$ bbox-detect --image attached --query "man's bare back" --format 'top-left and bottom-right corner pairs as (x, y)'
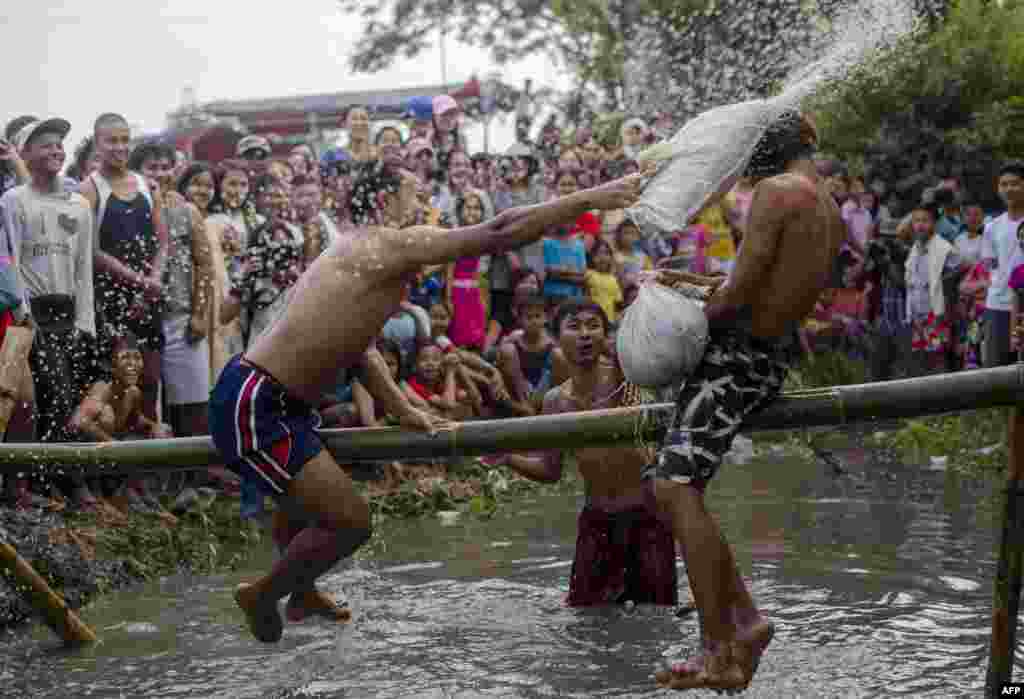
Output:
(711, 170), (844, 338)
(246, 229), (411, 403)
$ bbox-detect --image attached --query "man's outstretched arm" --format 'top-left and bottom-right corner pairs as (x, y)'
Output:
(388, 175), (644, 271)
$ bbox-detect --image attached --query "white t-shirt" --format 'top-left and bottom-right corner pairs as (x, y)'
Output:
(954, 231), (984, 265)
(982, 213), (1024, 312)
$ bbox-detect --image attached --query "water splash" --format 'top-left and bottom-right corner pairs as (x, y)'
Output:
(627, 0), (925, 235)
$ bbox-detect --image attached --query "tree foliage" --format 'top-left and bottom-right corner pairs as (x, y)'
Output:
(809, 0), (1024, 158)
(338, 0), (699, 102)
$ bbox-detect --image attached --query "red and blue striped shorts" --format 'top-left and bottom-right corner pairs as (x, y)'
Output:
(208, 355), (324, 498)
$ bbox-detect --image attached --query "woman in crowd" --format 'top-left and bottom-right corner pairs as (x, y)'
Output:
(221, 175), (303, 347)
(288, 144), (316, 179)
(435, 149), (475, 218)
(205, 161), (262, 378)
(374, 124), (406, 174)
(344, 107), (375, 164)
(585, 238), (624, 324)
(445, 189), (495, 352)
(431, 95), (467, 173)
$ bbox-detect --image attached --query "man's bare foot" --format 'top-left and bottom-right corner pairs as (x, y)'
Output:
(234, 583), (283, 643)
(285, 589), (352, 623)
(655, 622), (774, 693)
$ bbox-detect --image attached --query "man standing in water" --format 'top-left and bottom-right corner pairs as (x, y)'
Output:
(208, 167), (642, 642)
(491, 297), (679, 607)
(651, 110), (845, 692)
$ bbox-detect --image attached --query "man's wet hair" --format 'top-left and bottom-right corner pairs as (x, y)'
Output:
(553, 297), (609, 337)
(349, 168), (402, 226)
(94, 112), (129, 134)
(999, 160), (1024, 181)
(112, 332), (141, 355)
(744, 109), (818, 180)
(127, 141), (175, 172)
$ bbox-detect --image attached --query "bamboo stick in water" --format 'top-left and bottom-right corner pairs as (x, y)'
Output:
(0, 541), (98, 645)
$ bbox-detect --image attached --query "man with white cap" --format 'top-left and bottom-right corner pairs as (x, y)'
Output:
(236, 135), (272, 162)
(0, 117), (99, 506)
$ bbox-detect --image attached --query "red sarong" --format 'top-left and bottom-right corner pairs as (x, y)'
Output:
(566, 501), (678, 607)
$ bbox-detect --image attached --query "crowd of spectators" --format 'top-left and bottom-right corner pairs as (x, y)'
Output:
(0, 97), (1021, 518)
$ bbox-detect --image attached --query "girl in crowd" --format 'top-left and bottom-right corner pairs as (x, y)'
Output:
(427, 301), (512, 417)
(374, 124), (405, 174)
(402, 343), (472, 421)
(435, 150), (474, 218)
(541, 179), (588, 306)
(585, 238), (624, 324)
(431, 95), (467, 172)
(405, 139), (435, 189)
(344, 107), (375, 164)
(612, 219), (652, 287)
(66, 135), (101, 183)
(178, 162), (215, 216)
(205, 161), (262, 377)
(324, 338), (404, 429)
(554, 168), (601, 248)
(445, 189), (495, 351)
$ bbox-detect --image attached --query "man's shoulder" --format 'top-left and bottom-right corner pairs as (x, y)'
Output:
(755, 173), (819, 207)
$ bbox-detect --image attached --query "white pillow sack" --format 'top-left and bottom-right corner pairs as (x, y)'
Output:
(617, 282), (709, 389)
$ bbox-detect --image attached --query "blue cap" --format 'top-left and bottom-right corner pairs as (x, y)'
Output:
(403, 95), (434, 122)
(320, 147), (352, 166)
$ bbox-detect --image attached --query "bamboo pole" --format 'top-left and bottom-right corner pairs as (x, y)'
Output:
(986, 404), (1024, 696)
(0, 541), (97, 645)
(0, 365), (1020, 475)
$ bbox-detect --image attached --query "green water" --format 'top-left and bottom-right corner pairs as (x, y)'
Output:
(0, 443), (1007, 698)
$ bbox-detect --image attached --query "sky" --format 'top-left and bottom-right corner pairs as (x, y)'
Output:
(3, 0), (571, 159)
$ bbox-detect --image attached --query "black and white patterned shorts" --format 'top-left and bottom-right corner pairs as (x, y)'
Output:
(643, 330), (791, 488)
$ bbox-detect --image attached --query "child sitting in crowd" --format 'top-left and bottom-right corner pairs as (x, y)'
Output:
(428, 301), (513, 416)
(497, 294), (568, 416)
(402, 342), (473, 421)
(69, 334), (173, 513)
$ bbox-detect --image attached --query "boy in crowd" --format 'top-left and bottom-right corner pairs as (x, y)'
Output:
(496, 294), (566, 416)
(982, 161), (1024, 368)
(0, 117), (97, 506)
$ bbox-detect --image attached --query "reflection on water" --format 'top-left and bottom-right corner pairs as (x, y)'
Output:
(0, 446), (1011, 698)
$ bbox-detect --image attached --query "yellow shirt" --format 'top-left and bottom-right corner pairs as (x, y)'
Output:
(586, 269), (624, 322)
(697, 203), (736, 263)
